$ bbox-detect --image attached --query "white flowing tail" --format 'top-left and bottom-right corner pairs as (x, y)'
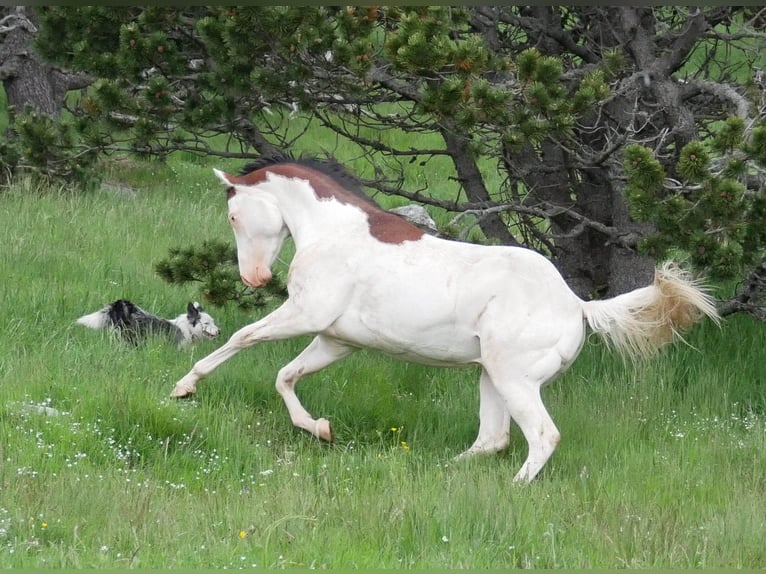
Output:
(581, 262), (720, 360)
(76, 308), (110, 330)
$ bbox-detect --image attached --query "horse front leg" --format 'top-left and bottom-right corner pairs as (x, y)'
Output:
(170, 301), (319, 398)
(275, 335), (355, 441)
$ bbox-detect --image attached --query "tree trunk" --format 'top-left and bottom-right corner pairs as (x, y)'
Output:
(600, 167), (656, 297)
(0, 7), (89, 117)
(494, 6), (658, 299)
(442, 128), (519, 246)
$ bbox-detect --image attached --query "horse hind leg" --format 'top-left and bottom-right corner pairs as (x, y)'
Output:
(275, 335), (354, 442)
(483, 357), (562, 483)
(455, 368), (511, 459)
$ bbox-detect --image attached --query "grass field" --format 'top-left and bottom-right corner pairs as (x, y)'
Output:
(0, 157), (764, 568)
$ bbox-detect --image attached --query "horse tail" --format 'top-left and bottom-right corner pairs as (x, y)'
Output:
(581, 262), (720, 361)
(75, 307), (111, 330)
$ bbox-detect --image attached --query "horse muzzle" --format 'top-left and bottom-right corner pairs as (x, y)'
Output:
(241, 267), (272, 288)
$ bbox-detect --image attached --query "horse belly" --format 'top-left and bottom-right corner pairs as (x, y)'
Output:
(325, 314), (481, 367)
(321, 238), (573, 366)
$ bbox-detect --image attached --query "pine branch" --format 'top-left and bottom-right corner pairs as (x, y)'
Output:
(719, 259), (766, 320)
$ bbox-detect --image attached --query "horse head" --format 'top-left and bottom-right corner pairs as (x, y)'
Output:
(214, 169), (289, 288)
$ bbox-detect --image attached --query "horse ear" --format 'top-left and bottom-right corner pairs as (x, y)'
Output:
(213, 168), (233, 186)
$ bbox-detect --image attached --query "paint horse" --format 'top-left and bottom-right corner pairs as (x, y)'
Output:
(171, 156), (719, 483)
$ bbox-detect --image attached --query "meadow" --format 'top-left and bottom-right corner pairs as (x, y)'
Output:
(0, 154), (764, 569)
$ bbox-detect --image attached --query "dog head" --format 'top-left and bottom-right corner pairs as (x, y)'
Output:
(185, 301), (220, 341)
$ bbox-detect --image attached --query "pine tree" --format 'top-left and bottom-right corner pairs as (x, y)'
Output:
(625, 119), (766, 280)
(6, 6), (766, 314)
(154, 240), (287, 309)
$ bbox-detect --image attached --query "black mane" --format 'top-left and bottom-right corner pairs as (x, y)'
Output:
(239, 153), (379, 207)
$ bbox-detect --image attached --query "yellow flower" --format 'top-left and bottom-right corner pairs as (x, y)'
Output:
(41, 522), (48, 529)
(390, 427), (398, 432)
(400, 441), (410, 451)
(239, 530), (248, 539)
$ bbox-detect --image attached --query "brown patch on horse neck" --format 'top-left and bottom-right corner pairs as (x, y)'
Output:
(231, 163), (425, 244)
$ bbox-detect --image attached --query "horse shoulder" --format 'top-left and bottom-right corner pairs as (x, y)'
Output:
(286, 247), (356, 311)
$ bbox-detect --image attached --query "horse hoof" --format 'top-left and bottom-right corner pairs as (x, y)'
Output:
(170, 385), (195, 398)
(316, 418), (333, 442)
(453, 450), (478, 462)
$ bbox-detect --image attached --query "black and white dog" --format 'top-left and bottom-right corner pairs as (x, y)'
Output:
(76, 299), (220, 347)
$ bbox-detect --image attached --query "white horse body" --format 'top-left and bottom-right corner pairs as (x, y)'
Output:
(233, 173), (583, 366)
(319, 238), (583, 368)
(171, 159), (718, 483)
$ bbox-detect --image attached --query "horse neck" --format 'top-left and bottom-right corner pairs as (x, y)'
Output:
(267, 181), (369, 249)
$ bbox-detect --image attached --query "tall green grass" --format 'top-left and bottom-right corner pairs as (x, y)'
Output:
(0, 158), (764, 568)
